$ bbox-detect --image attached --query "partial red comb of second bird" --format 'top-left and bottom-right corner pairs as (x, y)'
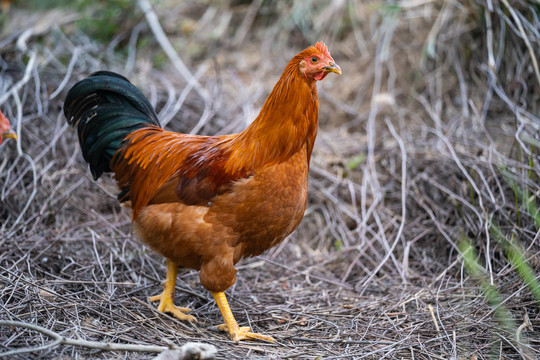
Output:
(0, 110), (17, 145)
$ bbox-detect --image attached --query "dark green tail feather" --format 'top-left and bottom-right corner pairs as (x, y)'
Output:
(64, 71), (161, 180)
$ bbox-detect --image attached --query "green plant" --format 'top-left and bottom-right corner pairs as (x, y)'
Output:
(490, 224), (540, 306)
(459, 236), (517, 334)
(74, 0), (137, 45)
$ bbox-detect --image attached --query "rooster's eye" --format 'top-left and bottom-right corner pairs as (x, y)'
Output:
(311, 56), (318, 63)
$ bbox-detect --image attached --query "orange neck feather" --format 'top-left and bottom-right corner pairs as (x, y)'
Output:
(224, 52), (319, 173)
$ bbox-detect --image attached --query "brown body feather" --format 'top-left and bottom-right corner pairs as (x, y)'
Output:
(135, 147), (308, 292)
(110, 43), (329, 293)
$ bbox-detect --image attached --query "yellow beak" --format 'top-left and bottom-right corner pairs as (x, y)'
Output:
(2, 132), (17, 140)
(323, 62), (342, 75)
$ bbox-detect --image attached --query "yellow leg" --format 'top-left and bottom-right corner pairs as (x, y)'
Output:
(149, 259), (196, 322)
(211, 291), (274, 342)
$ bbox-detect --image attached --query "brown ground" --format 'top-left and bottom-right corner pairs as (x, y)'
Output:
(1, 1), (539, 359)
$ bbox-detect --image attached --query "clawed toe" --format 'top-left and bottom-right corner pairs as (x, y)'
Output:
(149, 293), (197, 322)
(218, 323), (274, 342)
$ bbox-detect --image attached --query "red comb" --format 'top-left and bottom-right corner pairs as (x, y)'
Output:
(315, 41), (331, 59)
(0, 110), (8, 127)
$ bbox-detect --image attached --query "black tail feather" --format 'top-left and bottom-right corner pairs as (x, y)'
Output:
(64, 71), (161, 180)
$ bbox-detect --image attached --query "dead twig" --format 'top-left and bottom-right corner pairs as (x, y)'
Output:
(137, 0), (211, 105)
(0, 320), (216, 359)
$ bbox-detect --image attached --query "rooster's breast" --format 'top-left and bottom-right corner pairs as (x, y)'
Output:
(206, 146), (310, 260)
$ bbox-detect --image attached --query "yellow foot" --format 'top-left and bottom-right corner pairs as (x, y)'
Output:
(149, 293), (197, 322)
(218, 324), (275, 342)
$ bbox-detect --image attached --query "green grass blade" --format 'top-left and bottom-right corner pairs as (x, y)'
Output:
(490, 224), (540, 306)
(459, 236), (517, 334)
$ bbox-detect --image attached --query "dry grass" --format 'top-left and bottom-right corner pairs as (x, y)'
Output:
(1, 0), (539, 359)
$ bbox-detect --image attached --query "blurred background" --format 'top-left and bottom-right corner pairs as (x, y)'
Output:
(0, 0), (539, 359)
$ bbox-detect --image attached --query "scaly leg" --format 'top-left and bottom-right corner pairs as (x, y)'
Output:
(149, 259), (196, 322)
(211, 291), (274, 342)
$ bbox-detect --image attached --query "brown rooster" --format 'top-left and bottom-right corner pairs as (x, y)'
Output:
(64, 42), (340, 342)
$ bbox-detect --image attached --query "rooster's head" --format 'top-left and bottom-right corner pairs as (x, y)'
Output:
(298, 41), (341, 82)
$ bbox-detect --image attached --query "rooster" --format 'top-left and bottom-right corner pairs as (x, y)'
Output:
(0, 110), (17, 144)
(64, 42), (340, 342)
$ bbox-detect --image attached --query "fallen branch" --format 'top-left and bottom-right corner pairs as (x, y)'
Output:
(0, 320), (216, 359)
